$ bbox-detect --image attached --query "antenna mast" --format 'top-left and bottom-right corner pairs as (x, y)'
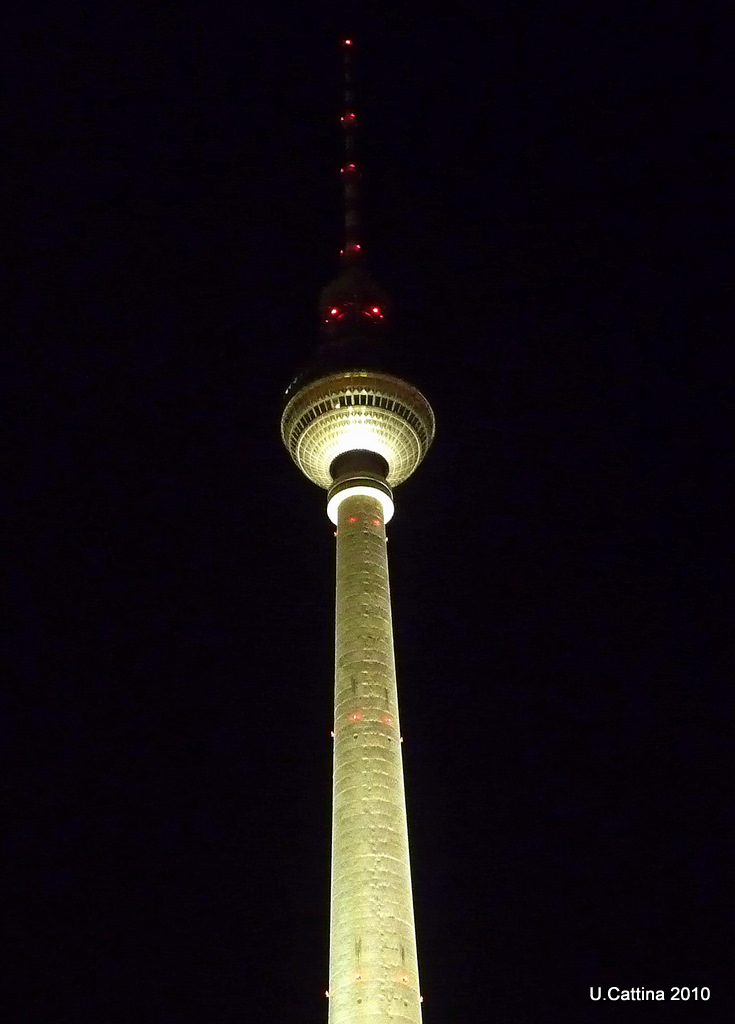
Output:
(340, 39), (362, 263)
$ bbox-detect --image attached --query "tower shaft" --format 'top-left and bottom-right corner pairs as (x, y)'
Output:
(330, 492), (422, 1024)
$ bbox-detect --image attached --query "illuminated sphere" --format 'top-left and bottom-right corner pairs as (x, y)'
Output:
(281, 369), (435, 490)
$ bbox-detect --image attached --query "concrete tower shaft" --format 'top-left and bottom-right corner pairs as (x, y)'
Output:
(329, 491), (422, 1024)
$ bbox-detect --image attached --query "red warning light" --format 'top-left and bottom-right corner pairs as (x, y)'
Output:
(341, 112), (356, 122)
(343, 39), (352, 46)
(330, 307), (339, 315)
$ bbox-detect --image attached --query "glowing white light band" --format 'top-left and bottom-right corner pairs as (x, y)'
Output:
(326, 484), (395, 525)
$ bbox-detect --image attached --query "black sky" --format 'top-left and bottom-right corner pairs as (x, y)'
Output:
(8, 2), (731, 1022)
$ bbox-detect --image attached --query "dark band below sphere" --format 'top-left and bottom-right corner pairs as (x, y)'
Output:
(330, 449), (389, 483)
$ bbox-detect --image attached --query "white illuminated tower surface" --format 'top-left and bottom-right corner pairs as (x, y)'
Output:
(281, 40), (435, 1024)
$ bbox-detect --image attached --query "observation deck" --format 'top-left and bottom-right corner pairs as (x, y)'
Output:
(281, 369), (435, 490)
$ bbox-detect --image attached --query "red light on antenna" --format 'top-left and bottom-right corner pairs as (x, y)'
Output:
(341, 112), (356, 122)
(343, 39), (352, 45)
(330, 307), (339, 315)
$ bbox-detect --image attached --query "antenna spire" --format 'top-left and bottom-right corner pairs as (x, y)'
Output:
(317, 38), (389, 343)
(340, 38), (361, 264)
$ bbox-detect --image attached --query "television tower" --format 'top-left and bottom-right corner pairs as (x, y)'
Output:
(281, 40), (435, 1024)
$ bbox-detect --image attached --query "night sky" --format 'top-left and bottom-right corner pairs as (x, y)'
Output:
(9, 3), (730, 1022)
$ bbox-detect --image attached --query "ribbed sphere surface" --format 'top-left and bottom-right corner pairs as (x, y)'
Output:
(281, 371), (435, 489)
